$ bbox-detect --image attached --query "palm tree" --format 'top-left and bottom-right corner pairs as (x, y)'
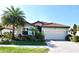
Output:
(1, 6), (26, 40)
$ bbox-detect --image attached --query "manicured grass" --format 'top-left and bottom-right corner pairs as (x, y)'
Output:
(0, 47), (49, 53)
(0, 40), (47, 45)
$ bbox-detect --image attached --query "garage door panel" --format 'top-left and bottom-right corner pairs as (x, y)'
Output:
(42, 28), (67, 40)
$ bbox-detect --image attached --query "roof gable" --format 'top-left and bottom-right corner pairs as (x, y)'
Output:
(32, 21), (70, 28)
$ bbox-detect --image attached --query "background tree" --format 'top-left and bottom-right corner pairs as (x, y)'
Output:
(1, 6), (26, 40)
(73, 24), (77, 35)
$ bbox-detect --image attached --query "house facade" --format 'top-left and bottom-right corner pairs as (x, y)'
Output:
(1, 21), (70, 41)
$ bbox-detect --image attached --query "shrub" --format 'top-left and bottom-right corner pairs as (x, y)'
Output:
(2, 32), (12, 41)
(35, 32), (45, 42)
(73, 36), (79, 42)
(35, 32), (44, 39)
(26, 32), (45, 42)
(16, 34), (23, 41)
(38, 32), (44, 39)
(0, 40), (11, 44)
(65, 34), (72, 41)
(65, 34), (79, 42)
(27, 35), (35, 41)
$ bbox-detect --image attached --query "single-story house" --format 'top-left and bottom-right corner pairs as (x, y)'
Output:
(1, 21), (70, 41)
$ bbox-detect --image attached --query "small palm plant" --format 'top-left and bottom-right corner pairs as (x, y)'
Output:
(1, 6), (26, 40)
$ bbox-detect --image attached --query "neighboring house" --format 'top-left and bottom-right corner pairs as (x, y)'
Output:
(1, 28), (12, 34)
(32, 21), (70, 41)
(1, 21), (70, 41)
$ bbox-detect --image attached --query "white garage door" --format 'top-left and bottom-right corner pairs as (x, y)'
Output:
(42, 28), (67, 40)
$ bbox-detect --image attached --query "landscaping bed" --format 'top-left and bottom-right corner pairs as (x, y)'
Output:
(0, 31), (46, 45)
(0, 47), (49, 53)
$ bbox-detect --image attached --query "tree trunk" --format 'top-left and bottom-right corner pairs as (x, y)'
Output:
(12, 24), (15, 40)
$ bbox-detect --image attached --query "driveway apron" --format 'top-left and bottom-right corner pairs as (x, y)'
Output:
(47, 41), (79, 53)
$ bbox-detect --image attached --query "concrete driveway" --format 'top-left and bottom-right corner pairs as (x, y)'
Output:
(47, 41), (79, 53)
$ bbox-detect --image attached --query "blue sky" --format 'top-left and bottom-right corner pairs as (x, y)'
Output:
(17, 5), (79, 26)
(0, 5), (79, 26)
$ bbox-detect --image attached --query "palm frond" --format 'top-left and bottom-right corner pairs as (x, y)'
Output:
(1, 6), (26, 27)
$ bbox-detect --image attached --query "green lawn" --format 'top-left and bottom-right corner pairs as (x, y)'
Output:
(0, 47), (49, 53)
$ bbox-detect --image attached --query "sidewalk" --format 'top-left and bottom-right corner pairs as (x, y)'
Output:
(0, 44), (48, 48)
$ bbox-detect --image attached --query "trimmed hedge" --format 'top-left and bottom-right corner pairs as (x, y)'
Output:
(0, 40), (47, 45)
(74, 36), (79, 42)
